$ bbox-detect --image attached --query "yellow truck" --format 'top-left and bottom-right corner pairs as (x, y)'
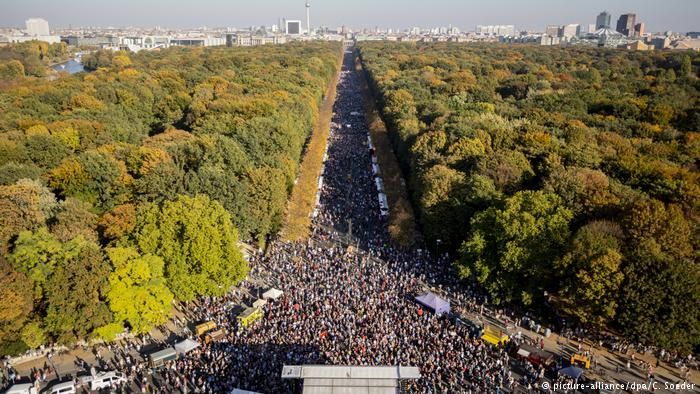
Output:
(237, 307), (263, 328)
(571, 353), (591, 369)
(482, 325), (509, 346)
(195, 321), (217, 336)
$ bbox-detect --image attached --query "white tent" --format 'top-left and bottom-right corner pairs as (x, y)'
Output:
(231, 389), (262, 394)
(263, 288), (284, 300)
(174, 338), (200, 354)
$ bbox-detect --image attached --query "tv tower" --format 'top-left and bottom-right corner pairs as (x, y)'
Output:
(305, 1), (311, 35)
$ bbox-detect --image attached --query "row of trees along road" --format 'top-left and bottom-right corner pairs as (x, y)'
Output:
(0, 42), (341, 355)
(359, 42), (699, 354)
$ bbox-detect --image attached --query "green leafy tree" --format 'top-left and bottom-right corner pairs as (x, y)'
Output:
(556, 221), (624, 326)
(0, 162), (42, 185)
(20, 321), (46, 350)
(24, 134), (71, 169)
(105, 247), (173, 335)
(134, 194), (248, 301)
(43, 239), (112, 344)
(616, 199), (698, 353)
(0, 60), (25, 79)
(456, 191), (572, 305)
(9, 228), (65, 299)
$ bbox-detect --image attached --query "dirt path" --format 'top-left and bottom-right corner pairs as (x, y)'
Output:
(281, 48), (344, 242)
(354, 52), (418, 248)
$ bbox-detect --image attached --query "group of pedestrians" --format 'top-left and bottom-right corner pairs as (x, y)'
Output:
(189, 51), (518, 393)
(7, 50), (694, 394)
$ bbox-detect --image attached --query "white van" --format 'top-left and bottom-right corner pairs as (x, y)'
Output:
(78, 371), (126, 391)
(4, 383), (38, 394)
(43, 381), (76, 394)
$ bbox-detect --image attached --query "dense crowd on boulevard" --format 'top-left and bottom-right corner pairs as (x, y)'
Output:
(220, 53), (516, 393)
(3, 50), (697, 394)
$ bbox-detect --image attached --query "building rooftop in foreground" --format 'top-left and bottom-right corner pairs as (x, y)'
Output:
(281, 365), (421, 394)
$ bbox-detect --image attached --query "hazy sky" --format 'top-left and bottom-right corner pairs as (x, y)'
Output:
(2, 0), (698, 32)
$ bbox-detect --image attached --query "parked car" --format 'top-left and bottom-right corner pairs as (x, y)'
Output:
(42, 381), (76, 394)
(78, 371), (126, 391)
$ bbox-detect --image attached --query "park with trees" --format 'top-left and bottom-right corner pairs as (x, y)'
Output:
(0, 42), (340, 355)
(359, 42), (699, 354)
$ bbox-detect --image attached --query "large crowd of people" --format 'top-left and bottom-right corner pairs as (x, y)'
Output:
(185, 51), (518, 393)
(139, 50), (516, 393)
(4, 49), (696, 394)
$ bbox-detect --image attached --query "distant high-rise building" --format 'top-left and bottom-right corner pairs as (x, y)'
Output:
(596, 11), (611, 29)
(634, 22), (645, 37)
(586, 24), (597, 34)
(545, 25), (560, 37)
(305, 1), (311, 35)
(616, 13), (636, 37)
(25, 18), (50, 36)
(476, 25), (515, 36)
(560, 24), (580, 38)
(286, 20), (302, 35)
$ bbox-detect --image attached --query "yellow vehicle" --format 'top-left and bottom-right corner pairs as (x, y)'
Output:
(571, 353), (591, 369)
(237, 307), (263, 328)
(481, 325), (509, 346)
(195, 321), (217, 336)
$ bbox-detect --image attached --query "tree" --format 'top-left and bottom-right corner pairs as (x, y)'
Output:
(456, 191), (572, 305)
(0, 179), (57, 253)
(50, 198), (99, 243)
(680, 54), (692, 78)
(98, 203), (136, 241)
(617, 239), (699, 354)
(24, 134), (71, 169)
(556, 221), (624, 326)
(0, 60), (25, 79)
(241, 167), (288, 244)
(544, 167), (618, 216)
(477, 149), (534, 193)
(616, 199), (698, 353)
(50, 151), (131, 212)
(0, 162), (42, 186)
(20, 321), (46, 350)
(134, 194), (248, 301)
(43, 239), (112, 344)
(0, 260), (33, 346)
(105, 247), (173, 335)
(9, 228), (68, 299)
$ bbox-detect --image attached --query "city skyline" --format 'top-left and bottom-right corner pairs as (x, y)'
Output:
(2, 0), (699, 33)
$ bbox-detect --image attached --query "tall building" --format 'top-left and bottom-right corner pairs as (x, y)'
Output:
(560, 24), (580, 38)
(634, 22), (645, 37)
(286, 20), (302, 35)
(305, 1), (311, 34)
(545, 25), (560, 37)
(616, 13), (636, 37)
(25, 18), (50, 36)
(596, 11), (611, 29)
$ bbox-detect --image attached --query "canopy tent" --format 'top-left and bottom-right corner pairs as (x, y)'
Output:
(263, 288), (284, 300)
(231, 389), (262, 394)
(174, 338), (200, 354)
(559, 366), (584, 379)
(415, 292), (451, 315)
